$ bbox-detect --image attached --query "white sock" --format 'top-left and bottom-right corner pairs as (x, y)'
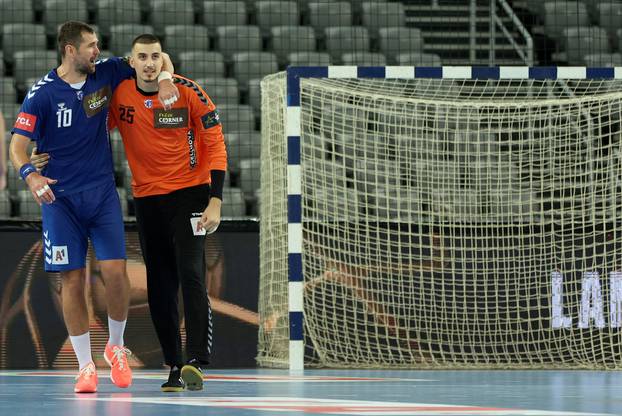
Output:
(69, 332), (93, 370)
(108, 317), (127, 346)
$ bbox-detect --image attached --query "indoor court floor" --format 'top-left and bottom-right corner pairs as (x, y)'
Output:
(0, 369), (620, 415)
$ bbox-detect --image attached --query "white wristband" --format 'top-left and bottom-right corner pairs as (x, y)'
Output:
(157, 71), (172, 83)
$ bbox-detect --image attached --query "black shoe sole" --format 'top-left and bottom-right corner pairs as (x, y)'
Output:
(181, 365), (203, 391)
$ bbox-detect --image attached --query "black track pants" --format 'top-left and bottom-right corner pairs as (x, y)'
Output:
(134, 184), (213, 367)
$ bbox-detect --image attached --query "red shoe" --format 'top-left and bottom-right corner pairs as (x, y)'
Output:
(103, 343), (132, 388)
(74, 362), (98, 393)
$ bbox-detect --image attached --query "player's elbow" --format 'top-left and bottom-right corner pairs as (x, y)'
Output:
(9, 134), (31, 167)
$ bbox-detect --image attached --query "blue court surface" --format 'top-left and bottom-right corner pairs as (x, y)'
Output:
(0, 369), (620, 415)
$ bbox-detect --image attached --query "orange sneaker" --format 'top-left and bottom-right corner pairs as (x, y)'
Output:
(103, 343), (132, 388)
(74, 362), (98, 393)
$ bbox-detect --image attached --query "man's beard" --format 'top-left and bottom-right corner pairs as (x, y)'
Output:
(76, 61), (95, 75)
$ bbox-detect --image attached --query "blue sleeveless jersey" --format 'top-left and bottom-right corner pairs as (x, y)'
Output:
(12, 57), (134, 196)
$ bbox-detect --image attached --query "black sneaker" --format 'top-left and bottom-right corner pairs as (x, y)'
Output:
(181, 359), (203, 391)
(161, 366), (184, 392)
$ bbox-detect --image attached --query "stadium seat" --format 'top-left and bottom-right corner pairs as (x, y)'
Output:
(226, 131), (261, 174)
(110, 130), (126, 176)
(583, 52), (622, 67)
(17, 190), (41, 218)
(150, 0), (195, 36)
(217, 104), (256, 133)
(247, 79), (261, 116)
(0, 190), (10, 217)
(0, 77), (17, 105)
(1, 24), (46, 65)
(97, 50), (114, 60)
(202, 1), (247, 36)
(6, 157), (22, 195)
(163, 25), (210, 62)
(115, 187), (129, 217)
(122, 161), (133, 195)
(221, 187), (246, 217)
(178, 51), (225, 79)
(543, 1), (589, 40)
(341, 52), (386, 66)
(109, 24), (155, 56)
(319, 105), (368, 138)
(396, 52), (442, 66)
(361, 1), (405, 40)
(96, 0), (141, 38)
(308, 2), (352, 38)
(562, 26), (609, 65)
(231, 51), (278, 90)
(215, 26), (263, 60)
(597, 2), (622, 49)
(324, 26), (370, 63)
(14, 51), (58, 91)
(0, 0), (34, 26)
(3, 131), (10, 156)
(287, 51), (331, 66)
(294, 0), (339, 21)
(270, 25), (316, 66)
(378, 27), (424, 65)
(43, 0), (88, 37)
(0, 104), (20, 129)
(255, 1), (300, 36)
(195, 77), (240, 105)
(136, 0), (151, 13)
(238, 158), (261, 195)
(349, 0), (387, 22)
(0, 52), (4, 75)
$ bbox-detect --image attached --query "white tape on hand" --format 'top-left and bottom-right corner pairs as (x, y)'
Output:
(157, 70), (172, 83)
(163, 97), (177, 107)
(36, 188), (45, 197)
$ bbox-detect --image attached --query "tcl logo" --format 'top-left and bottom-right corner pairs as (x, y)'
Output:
(14, 112), (37, 132)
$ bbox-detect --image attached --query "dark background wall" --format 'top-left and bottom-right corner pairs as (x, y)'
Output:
(0, 221), (259, 369)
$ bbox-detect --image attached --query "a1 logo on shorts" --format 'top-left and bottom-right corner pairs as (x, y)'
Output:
(52, 245), (69, 265)
(190, 215), (206, 236)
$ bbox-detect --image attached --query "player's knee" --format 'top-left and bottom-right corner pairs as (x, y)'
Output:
(61, 270), (86, 293)
(98, 260), (128, 284)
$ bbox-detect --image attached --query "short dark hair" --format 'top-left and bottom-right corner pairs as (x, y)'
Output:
(57, 21), (95, 57)
(131, 34), (161, 49)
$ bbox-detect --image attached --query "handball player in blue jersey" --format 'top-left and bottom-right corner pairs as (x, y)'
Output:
(8, 21), (179, 393)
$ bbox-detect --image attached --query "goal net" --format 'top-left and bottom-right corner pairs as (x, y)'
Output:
(258, 68), (622, 369)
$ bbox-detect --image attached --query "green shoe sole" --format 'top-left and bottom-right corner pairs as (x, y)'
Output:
(161, 385), (184, 392)
(181, 365), (203, 391)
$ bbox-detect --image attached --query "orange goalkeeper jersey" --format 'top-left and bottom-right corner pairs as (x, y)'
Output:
(109, 75), (227, 197)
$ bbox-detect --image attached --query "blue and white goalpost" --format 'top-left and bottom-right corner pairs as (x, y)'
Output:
(259, 66), (622, 371)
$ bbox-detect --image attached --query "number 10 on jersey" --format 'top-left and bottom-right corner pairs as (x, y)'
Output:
(56, 104), (72, 128)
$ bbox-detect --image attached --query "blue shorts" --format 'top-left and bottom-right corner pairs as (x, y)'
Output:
(41, 180), (126, 272)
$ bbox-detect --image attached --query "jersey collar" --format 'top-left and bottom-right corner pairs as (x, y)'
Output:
(134, 78), (158, 96)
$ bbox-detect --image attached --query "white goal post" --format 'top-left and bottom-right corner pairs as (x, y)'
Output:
(258, 66), (622, 370)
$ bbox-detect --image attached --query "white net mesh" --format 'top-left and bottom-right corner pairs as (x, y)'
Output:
(258, 71), (622, 368)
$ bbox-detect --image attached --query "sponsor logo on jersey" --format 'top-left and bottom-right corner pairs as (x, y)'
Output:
(201, 109), (220, 129)
(14, 112), (37, 132)
(187, 130), (197, 169)
(153, 108), (188, 128)
(82, 85), (112, 117)
(144, 99), (153, 109)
